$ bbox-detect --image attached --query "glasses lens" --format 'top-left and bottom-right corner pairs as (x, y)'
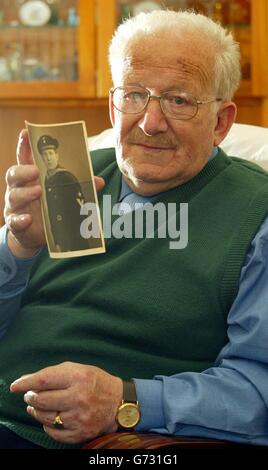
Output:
(162, 92), (197, 119)
(112, 87), (149, 114)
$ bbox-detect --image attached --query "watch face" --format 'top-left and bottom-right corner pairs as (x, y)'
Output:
(117, 403), (141, 429)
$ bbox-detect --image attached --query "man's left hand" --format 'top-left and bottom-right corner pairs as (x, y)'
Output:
(10, 362), (123, 444)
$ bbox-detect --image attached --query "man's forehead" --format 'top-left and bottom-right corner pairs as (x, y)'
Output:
(121, 36), (213, 90)
(127, 32), (212, 61)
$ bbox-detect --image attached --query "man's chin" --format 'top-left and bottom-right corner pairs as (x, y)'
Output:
(123, 163), (167, 180)
(125, 172), (162, 185)
(131, 169), (173, 184)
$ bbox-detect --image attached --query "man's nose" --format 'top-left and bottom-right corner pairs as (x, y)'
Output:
(138, 98), (168, 136)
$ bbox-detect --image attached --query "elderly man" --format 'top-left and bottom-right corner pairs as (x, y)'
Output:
(1, 10), (268, 448)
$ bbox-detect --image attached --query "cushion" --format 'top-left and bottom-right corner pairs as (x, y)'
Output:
(88, 128), (116, 151)
(88, 123), (268, 171)
(221, 123), (268, 171)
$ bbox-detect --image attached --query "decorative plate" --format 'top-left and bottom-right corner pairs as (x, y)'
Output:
(19, 1), (51, 27)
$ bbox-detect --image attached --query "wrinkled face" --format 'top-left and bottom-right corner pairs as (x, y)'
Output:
(41, 148), (59, 171)
(110, 34), (226, 196)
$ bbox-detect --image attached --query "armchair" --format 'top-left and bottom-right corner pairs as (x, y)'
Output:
(84, 431), (248, 449)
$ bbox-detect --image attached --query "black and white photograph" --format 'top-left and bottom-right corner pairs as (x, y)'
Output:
(27, 121), (105, 258)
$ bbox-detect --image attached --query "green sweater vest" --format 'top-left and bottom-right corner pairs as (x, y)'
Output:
(0, 148), (268, 448)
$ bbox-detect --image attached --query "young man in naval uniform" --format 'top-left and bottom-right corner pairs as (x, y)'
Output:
(37, 134), (89, 252)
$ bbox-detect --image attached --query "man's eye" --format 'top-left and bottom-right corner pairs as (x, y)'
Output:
(169, 96), (187, 106)
(125, 92), (145, 101)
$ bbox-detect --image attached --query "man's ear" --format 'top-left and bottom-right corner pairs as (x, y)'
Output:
(213, 101), (237, 146)
(109, 91), (115, 127)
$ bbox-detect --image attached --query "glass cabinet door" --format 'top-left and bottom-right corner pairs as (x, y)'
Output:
(0, 0), (95, 97)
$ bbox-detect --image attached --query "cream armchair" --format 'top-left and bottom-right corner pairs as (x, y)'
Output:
(220, 123), (268, 171)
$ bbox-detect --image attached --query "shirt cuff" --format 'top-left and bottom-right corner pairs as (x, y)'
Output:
(133, 378), (165, 431)
(0, 225), (39, 288)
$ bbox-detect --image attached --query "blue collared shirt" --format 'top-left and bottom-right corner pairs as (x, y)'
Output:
(1, 148), (268, 445)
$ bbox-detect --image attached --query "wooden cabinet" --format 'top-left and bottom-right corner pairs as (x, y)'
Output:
(96, 0), (268, 126)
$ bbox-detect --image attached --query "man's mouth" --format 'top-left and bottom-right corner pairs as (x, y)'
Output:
(133, 143), (175, 152)
(132, 142), (175, 150)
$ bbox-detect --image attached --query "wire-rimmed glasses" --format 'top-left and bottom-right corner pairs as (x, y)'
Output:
(110, 86), (222, 120)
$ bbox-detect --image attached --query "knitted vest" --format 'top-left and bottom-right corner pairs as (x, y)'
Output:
(0, 148), (268, 448)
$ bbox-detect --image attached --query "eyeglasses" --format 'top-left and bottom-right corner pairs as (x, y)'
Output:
(110, 86), (222, 120)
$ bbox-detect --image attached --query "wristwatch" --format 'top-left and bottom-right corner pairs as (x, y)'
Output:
(116, 380), (141, 430)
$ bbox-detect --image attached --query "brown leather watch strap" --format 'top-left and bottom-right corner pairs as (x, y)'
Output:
(123, 380), (137, 402)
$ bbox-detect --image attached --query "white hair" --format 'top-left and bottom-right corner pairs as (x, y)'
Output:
(109, 10), (241, 101)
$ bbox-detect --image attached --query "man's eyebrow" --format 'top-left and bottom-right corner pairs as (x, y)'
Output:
(123, 83), (194, 93)
(123, 82), (144, 87)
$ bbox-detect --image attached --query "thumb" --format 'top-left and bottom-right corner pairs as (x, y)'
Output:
(16, 129), (34, 166)
(94, 176), (105, 192)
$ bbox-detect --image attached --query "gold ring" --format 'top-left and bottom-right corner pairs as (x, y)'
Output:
(53, 413), (64, 430)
